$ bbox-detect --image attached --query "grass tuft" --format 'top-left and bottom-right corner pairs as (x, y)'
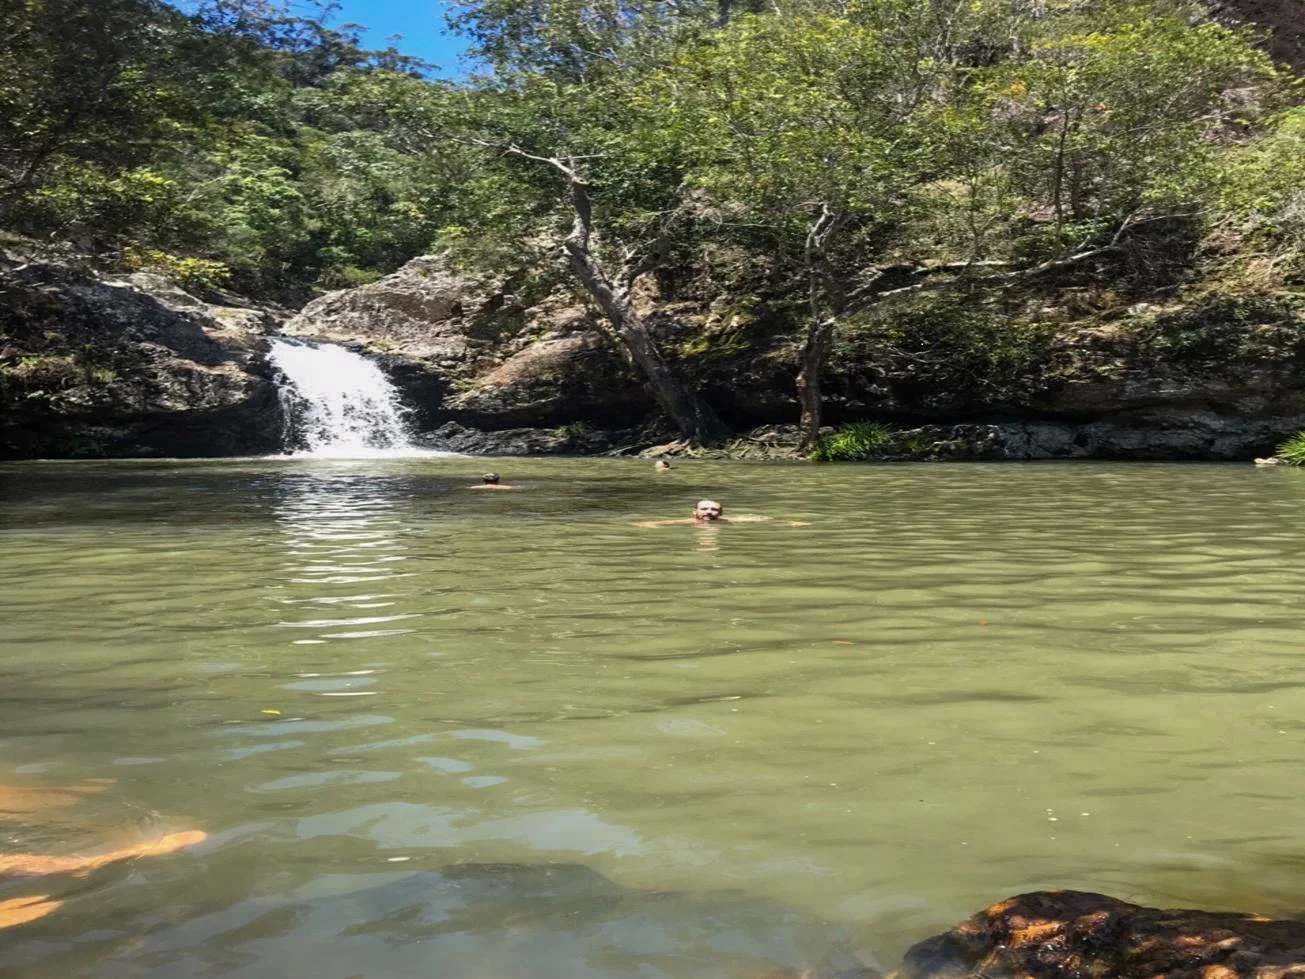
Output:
(1276, 431), (1305, 465)
(809, 422), (893, 462)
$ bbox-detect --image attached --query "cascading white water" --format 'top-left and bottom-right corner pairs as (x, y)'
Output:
(268, 338), (419, 457)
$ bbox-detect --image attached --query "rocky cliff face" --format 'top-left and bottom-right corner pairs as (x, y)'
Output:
(1214, 0), (1305, 72)
(5, 249), (1305, 461)
(278, 256), (1305, 461)
(0, 253), (282, 459)
(281, 256), (651, 435)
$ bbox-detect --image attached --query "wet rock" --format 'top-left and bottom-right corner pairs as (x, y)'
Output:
(282, 255), (649, 433)
(0, 254), (282, 459)
(889, 890), (1305, 979)
(419, 420), (647, 456)
(282, 255), (492, 367)
(450, 333), (649, 429)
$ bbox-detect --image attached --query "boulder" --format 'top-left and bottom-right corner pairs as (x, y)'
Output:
(282, 255), (649, 432)
(0, 254), (282, 459)
(282, 255), (494, 367)
(890, 890), (1305, 979)
(450, 333), (649, 428)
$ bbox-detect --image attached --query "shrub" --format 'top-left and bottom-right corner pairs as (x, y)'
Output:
(557, 421), (590, 442)
(809, 421), (892, 462)
(123, 245), (230, 291)
(1277, 431), (1305, 465)
(837, 294), (1056, 409)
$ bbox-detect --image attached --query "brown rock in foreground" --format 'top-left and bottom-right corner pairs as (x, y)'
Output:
(889, 890), (1305, 979)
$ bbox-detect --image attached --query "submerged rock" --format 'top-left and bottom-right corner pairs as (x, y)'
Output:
(0, 860), (881, 979)
(889, 890), (1305, 979)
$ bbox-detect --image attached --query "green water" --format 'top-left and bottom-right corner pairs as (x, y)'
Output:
(4, 458), (1305, 978)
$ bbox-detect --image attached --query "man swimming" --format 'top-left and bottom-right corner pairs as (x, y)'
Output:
(654, 460), (672, 472)
(633, 500), (809, 528)
(467, 473), (514, 490)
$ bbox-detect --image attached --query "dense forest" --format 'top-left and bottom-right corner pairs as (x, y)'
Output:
(5, 0), (1305, 447)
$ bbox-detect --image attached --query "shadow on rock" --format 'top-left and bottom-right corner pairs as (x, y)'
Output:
(891, 890), (1305, 979)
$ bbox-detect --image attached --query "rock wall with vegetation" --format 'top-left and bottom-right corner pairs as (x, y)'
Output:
(278, 255), (1305, 460)
(7, 0), (1305, 459)
(0, 249), (280, 459)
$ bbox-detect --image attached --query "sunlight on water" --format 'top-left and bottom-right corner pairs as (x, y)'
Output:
(4, 458), (1305, 977)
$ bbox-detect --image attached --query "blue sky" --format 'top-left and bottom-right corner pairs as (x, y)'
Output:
(322, 0), (469, 74)
(169, 1), (472, 76)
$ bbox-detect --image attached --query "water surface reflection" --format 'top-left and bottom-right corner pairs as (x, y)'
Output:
(4, 459), (1305, 976)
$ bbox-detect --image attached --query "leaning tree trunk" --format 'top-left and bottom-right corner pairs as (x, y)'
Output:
(495, 146), (731, 445)
(564, 244), (730, 444)
(796, 315), (835, 453)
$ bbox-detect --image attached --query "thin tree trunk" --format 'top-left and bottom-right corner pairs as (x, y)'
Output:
(796, 206), (847, 453)
(493, 144), (729, 444)
(0, 136), (64, 221)
(796, 315), (834, 452)
(563, 241), (729, 444)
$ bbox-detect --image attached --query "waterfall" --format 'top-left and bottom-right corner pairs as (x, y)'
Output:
(268, 339), (422, 458)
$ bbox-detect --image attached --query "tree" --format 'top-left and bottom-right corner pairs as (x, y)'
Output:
(977, 1), (1276, 260)
(658, 0), (1276, 448)
(446, 0), (766, 80)
(0, 0), (195, 222)
(655, 9), (945, 448)
(451, 76), (731, 441)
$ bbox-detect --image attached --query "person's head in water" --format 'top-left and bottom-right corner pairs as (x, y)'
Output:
(694, 499), (723, 521)
(655, 460), (672, 471)
(481, 473), (500, 485)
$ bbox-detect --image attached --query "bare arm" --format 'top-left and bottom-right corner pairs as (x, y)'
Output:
(631, 518), (700, 528)
(0, 830), (207, 879)
(730, 515), (812, 526)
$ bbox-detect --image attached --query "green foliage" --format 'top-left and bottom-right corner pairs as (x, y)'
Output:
(557, 420), (590, 441)
(652, 9), (930, 276)
(925, 1), (1277, 265)
(0, 0), (1296, 438)
(1277, 431), (1305, 466)
(1140, 294), (1305, 365)
(447, 0), (743, 80)
(840, 294), (1056, 406)
(123, 246), (232, 290)
(0, 352), (118, 400)
(0, 0), (452, 298)
(809, 422), (893, 462)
